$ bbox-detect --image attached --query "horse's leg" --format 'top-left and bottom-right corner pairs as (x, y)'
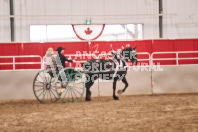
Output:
(117, 76), (128, 94)
(122, 76), (128, 93)
(85, 81), (93, 101)
(85, 74), (98, 101)
(113, 77), (119, 100)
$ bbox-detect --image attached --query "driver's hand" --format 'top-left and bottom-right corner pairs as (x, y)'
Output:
(73, 60), (76, 63)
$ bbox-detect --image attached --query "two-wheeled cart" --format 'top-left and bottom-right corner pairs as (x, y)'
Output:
(33, 67), (86, 104)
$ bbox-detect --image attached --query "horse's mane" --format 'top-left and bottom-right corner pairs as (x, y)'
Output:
(121, 47), (132, 56)
(122, 47), (132, 52)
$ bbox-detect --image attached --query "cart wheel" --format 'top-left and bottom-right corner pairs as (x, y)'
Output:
(33, 70), (59, 104)
(56, 67), (85, 103)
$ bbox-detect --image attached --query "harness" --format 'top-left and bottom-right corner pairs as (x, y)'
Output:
(111, 55), (128, 78)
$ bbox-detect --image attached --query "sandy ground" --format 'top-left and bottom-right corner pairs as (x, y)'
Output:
(0, 94), (198, 132)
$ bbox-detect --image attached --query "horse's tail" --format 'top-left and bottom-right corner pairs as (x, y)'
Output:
(81, 60), (93, 70)
(81, 62), (87, 70)
(81, 62), (84, 68)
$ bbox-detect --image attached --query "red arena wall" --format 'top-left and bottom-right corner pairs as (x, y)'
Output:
(0, 39), (198, 70)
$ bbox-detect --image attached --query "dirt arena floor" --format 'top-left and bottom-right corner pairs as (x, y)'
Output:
(0, 94), (198, 132)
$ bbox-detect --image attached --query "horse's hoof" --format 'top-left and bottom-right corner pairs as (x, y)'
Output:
(117, 89), (123, 94)
(86, 98), (91, 101)
(113, 96), (120, 100)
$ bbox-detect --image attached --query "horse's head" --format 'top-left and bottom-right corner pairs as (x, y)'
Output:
(121, 46), (138, 65)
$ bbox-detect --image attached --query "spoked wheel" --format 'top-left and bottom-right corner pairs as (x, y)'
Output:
(56, 67), (85, 103)
(33, 70), (59, 103)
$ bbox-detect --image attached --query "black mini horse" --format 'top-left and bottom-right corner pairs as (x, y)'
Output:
(82, 47), (138, 101)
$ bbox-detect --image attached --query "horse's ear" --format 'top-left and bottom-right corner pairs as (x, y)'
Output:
(126, 44), (131, 47)
(133, 47), (136, 50)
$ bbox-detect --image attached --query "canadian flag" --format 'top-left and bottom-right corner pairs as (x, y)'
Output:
(72, 24), (105, 40)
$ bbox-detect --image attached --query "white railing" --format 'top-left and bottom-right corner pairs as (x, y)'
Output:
(97, 53), (112, 59)
(98, 52), (151, 65)
(151, 51), (198, 65)
(42, 52), (151, 68)
(42, 54), (97, 68)
(0, 55), (42, 70)
(1, 51), (198, 71)
(65, 54), (97, 67)
(137, 52), (151, 64)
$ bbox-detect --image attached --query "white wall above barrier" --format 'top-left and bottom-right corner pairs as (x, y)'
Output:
(0, 70), (39, 100)
(152, 65), (198, 94)
(0, 65), (198, 100)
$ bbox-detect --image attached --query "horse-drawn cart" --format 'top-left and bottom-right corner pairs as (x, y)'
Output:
(33, 46), (138, 103)
(33, 67), (85, 104)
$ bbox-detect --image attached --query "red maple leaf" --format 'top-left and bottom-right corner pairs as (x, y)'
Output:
(85, 27), (92, 35)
